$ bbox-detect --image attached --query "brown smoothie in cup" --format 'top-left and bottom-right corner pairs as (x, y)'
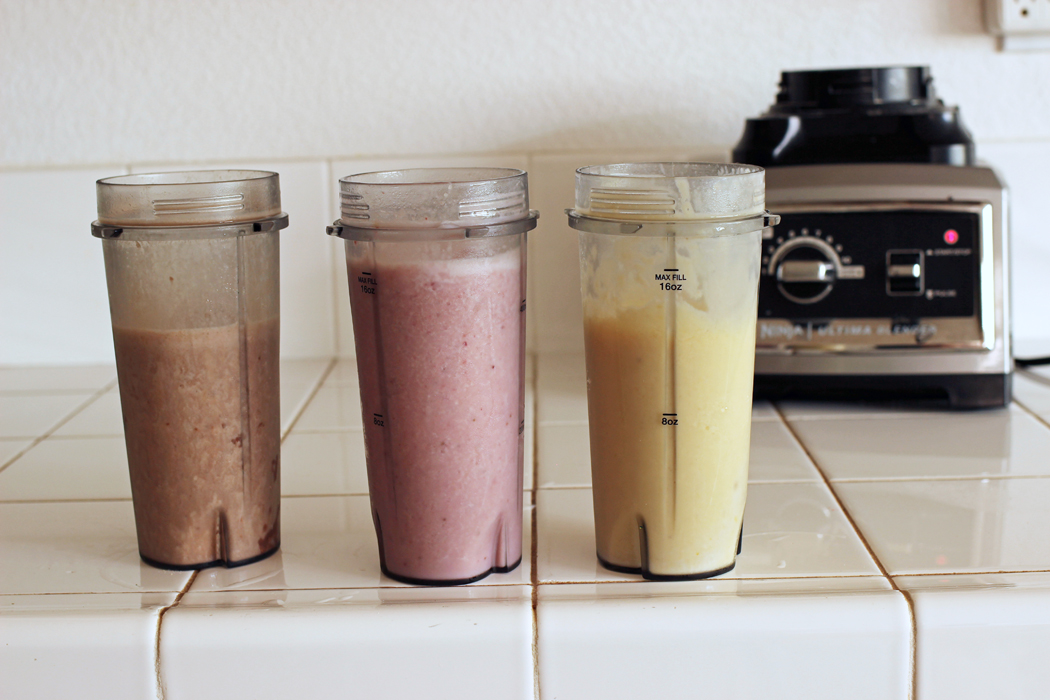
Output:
(113, 318), (280, 569)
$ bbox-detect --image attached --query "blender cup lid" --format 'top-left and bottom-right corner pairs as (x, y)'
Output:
(95, 170), (283, 227)
(337, 167), (532, 229)
(573, 162), (766, 223)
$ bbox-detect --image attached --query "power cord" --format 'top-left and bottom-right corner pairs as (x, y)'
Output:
(1015, 356), (1050, 368)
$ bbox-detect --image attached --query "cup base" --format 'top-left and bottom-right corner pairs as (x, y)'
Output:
(381, 556), (523, 587)
(597, 554), (737, 582)
(139, 542), (281, 571)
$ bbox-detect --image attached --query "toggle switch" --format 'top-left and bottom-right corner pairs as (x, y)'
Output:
(777, 260), (834, 283)
(886, 250), (924, 295)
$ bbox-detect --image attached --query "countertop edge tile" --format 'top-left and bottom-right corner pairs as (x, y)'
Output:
(896, 572), (1050, 700)
(536, 581), (911, 700)
(0, 592), (168, 700)
(160, 589), (534, 700)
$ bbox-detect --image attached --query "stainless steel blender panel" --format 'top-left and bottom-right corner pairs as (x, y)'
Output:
(756, 163), (1009, 378)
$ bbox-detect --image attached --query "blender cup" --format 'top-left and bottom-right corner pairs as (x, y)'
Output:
(328, 168), (537, 585)
(92, 170), (287, 570)
(568, 162), (777, 580)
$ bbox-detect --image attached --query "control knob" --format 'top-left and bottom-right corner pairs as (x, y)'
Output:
(768, 237), (865, 304)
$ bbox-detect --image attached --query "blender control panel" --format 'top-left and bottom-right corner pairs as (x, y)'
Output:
(757, 208), (983, 348)
(760, 209), (979, 318)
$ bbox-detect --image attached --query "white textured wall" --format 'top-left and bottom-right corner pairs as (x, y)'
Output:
(3, 0), (1049, 363)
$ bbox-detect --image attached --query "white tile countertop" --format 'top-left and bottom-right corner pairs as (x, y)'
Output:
(3, 355), (1050, 699)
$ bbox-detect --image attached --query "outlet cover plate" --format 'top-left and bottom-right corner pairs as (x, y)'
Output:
(986, 0), (1050, 50)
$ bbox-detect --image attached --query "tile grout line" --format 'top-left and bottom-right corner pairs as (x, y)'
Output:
(533, 574), (906, 586)
(0, 497), (134, 505)
(281, 427), (365, 435)
(773, 403), (919, 700)
(0, 147), (697, 177)
(0, 389), (114, 397)
(20, 433), (123, 440)
(1018, 367), (1050, 386)
(11, 566), (1048, 599)
(154, 570), (198, 700)
(2, 139), (1041, 177)
(536, 419), (590, 427)
(6, 490), (547, 505)
(280, 358), (338, 443)
(531, 495), (540, 700)
(1013, 393), (1050, 434)
(529, 478), (827, 492)
(0, 378), (117, 475)
(324, 158), (344, 358)
(538, 418), (783, 428)
(530, 353), (541, 700)
(891, 567), (1050, 578)
(826, 473), (1050, 484)
(774, 413), (972, 422)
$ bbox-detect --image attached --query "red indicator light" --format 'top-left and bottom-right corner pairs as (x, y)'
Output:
(944, 229), (959, 245)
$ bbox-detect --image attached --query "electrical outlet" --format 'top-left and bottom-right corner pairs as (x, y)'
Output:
(986, 0), (1050, 50)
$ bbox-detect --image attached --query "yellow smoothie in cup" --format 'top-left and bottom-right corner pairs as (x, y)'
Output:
(585, 302), (755, 577)
(580, 227), (759, 579)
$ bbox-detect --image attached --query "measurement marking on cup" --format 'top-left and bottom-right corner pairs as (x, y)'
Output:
(358, 273), (377, 295)
(655, 270), (686, 290)
(373, 413), (385, 427)
(662, 413), (679, 426)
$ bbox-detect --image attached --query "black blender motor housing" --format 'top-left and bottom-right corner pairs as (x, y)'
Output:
(732, 66), (974, 166)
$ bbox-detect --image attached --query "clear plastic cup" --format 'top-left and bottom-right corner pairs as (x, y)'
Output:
(568, 162), (777, 580)
(328, 167), (537, 585)
(92, 170), (287, 570)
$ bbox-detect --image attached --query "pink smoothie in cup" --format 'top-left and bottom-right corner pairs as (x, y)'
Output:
(348, 243), (524, 584)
